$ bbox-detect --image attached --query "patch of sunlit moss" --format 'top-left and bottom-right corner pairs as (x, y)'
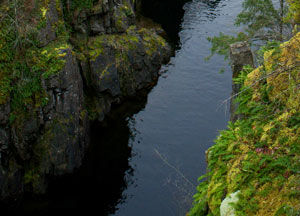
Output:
(245, 66), (263, 87)
(190, 32), (300, 216)
(88, 26), (141, 61)
(286, 93), (300, 109)
(28, 40), (68, 79)
(254, 175), (300, 216)
(286, 0), (300, 25)
(226, 155), (245, 193)
(267, 72), (290, 102)
(207, 179), (225, 216)
(264, 33), (300, 103)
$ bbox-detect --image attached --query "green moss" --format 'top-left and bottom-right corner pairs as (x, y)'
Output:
(24, 169), (42, 186)
(0, 6), (14, 105)
(60, 0), (98, 29)
(88, 25), (168, 61)
(114, 3), (134, 31)
(8, 40), (68, 129)
(0, 0), (69, 119)
(190, 33), (300, 216)
(85, 25), (168, 97)
(61, 0), (97, 13)
(88, 26), (140, 60)
(80, 109), (88, 121)
(88, 36), (106, 61)
(31, 41), (68, 79)
(139, 28), (166, 56)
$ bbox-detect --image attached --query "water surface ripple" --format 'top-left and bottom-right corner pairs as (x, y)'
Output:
(113, 0), (243, 215)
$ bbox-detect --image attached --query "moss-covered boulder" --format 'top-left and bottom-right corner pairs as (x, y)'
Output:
(87, 26), (170, 96)
(79, 24), (171, 121)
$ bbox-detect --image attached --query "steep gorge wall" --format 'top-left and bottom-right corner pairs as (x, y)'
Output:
(139, 0), (188, 43)
(0, 0), (171, 202)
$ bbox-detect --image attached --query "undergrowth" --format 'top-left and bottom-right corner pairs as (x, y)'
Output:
(189, 32), (300, 216)
(0, 0), (69, 125)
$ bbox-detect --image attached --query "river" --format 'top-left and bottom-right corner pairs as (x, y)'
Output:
(18, 0), (243, 215)
(111, 0), (243, 215)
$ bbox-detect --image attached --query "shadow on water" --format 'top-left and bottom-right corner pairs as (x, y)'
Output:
(13, 95), (149, 215)
(140, 0), (187, 45)
(140, 0), (222, 47)
(10, 0), (231, 215)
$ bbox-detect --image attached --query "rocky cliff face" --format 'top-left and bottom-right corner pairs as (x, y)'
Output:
(139, 0), (188, 43)
(0, 0), (171, 202)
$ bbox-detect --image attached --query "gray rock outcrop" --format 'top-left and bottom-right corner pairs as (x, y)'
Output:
(229, 42), (254, 122)
(0, 0), (171, 201)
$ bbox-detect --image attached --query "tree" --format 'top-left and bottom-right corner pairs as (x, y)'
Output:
(235, 0), (289, 41)
(206, 0), (293, 63)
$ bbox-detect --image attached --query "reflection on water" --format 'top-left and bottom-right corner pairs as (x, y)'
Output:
(112, 0), (243, 215)
(14, 0), (243, 215)
(82, 118), (135, 215)
(15, 97), (149, 215)
(140, 0), (186, 45)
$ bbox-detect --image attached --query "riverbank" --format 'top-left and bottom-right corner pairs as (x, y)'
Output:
(189, 28), (300, 216)
(109, 0), (242, 215)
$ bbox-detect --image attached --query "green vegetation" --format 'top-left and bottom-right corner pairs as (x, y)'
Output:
(286, 0), (300, 26)
(189, 30), (300, 216)
(60, 0), (97, 28)
(0, 0), (70, 189)
(206, 0), (293, 62)
(0, 0), (170, 194)
(86, 25), (167, 97)
(0, 1), (68, 119)
(60, 0), (99, 17)
(190, 1), (300, 215)
(87, 25), (166, 61)
(88, 26), (140, 61)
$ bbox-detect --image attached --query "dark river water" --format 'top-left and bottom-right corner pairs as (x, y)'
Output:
(17, 0), (244, 215)
(110, 0), (243, 215)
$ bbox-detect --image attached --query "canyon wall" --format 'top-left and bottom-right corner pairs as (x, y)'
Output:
(0, 0), (171, 201)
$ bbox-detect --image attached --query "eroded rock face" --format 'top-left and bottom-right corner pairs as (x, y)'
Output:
(229, 42), (254, 122)
(71, 0), (136, 36)
(0, 102), (23, 202)
(0, 103), (10, 159)
(230, 42), (254, 78)
(139, 0), (188, 42)
(33, 49), (88, 190)
(85, 26), (171, 120)
(37, 0), (60, 47)
(0, 0), (172, 201)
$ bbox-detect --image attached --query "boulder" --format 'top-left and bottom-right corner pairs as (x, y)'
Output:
(220, 191), (240, 216)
